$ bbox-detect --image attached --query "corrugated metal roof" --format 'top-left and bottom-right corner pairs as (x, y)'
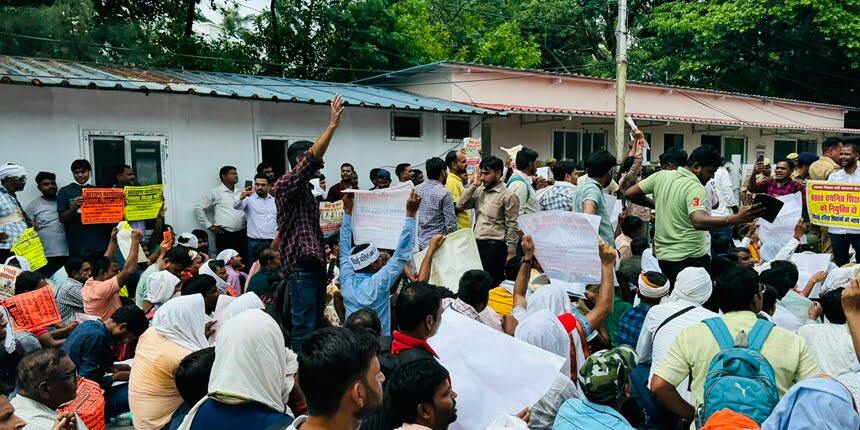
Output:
(355, 61), (858, 111)
(471, 102), (860, 134)
(0, 56), (503, 115)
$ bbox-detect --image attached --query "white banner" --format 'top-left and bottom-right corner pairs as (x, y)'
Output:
(116, 222), (148, 263)
(411, 229), (483, 293)
(756, 192), (802, 261)
(518, 211), (602, 287)
(429, 310), (565, 430)
(349, 184), (415, 250)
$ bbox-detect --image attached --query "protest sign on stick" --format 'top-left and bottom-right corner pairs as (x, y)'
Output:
(756, 192), (802, 261)
(429, 310), (565, 430)
(319, 201), (345, 238)
(11, 227), (47, 270)
(59, 377), (106, 430)
(411, 229), (483, 293)
(124, 184), (163, 221)
(2, 286), (61, 331)
(81, 188), (124, 225)
(0, 265), (21, 300)
(349, 185), (415, 250)
(806, 181), (860, 229)
(518, 211), (602, 292)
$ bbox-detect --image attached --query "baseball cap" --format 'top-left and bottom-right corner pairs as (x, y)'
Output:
(578, 345), (638, 403)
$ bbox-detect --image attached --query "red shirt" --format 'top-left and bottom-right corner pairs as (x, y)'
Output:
(753, 178), (804, 197)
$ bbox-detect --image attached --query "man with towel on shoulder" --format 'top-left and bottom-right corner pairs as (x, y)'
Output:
(0, 162), (30, 261)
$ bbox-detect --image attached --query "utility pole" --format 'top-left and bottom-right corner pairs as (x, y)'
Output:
(614, 0), (628, 162)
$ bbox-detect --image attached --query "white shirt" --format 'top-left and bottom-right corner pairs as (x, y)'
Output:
(10, 395), (89, 430)
(233, 193), (277, 239)
(286, 415), (308, 429)
(712, 167), (737, 217)
(25, 196), (68, 257)
(636, 300), (717, 405)
(507, 170), (539, 215)
(827, 168), (860, 234)
(194, 184), (246, 232)
(797, 322), (860, 376)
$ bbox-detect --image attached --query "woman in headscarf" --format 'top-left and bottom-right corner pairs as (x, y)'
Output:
(200, 259), (230, 295)
(514, 310), (581, 429)
(220, 292), (264, 324)
(762, 376), (860, 430)
(177, 309), (297, 429)
(129, 294), (212, 430)
(215, 249), (246, 297)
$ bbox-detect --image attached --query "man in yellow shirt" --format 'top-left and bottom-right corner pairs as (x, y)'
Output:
(445, 150), (472, 229)
(809, 137), (844, 253)
(651, 266), (819, 427)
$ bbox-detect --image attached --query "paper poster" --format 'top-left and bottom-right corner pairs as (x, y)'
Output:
(791, 253), (832, 298)
(81, 188), (124, 225)
(124, 184), (163, 221)
(320, 201), (345, 238)
(2, 286), (61, 331)
(59, 377), (106, 430)
(518, 211), (602, 286)
(0, 265), (21, 300)
(605, 195), (623, 231)
(756, 192), (802, 261)
(806, 181), (860, 229)
(350, 185), (415, 250)
(536, 166), (550, 180)
(779, 290), (812, 325)
(428, 310), (565, 430)
(411, 229), (483, 293)
(464, 138), (481, 167)
(10, 227), (47, 271)
(116, 222), (147, 264)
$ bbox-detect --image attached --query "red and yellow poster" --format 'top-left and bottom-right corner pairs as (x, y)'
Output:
(81, 188), (125, 225)
(806, 180), (860, 229)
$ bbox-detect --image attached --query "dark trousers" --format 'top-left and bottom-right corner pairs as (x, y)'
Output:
(476, 239), (507, 285)
(215, 228), (248, 262)
(831, 233), (860, 267)
(37, 256), (67, 278)
(247, 238), (273, 262)
(658, 255), (711, 286)
(105, 383), (130, 419)
(285, 264), (325, 353)
(630, 363), (683, 430)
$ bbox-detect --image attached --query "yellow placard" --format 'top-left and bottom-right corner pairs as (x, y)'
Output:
(10, 227), (47, 271)
(124, 184), (164, 221)
(806, 180), (860, 229)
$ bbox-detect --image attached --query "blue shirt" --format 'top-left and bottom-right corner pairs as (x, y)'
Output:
(614, 303), (651, 348)
(572, 177), (615, 247)
(62, 320), (115, 388)
(553, 398), (634, 430)
(339, 215), (416, 335)
(188, 399), (293, 430)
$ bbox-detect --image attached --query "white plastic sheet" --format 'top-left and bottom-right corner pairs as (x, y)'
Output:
(411, 229), (483, 293)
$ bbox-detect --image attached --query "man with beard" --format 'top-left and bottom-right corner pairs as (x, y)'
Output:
(234, 174), (277, 261)
(388, 359), (457, 430)
(25, 172), (68, 276)
(444, 150), (471, 230)
(286, 327), (384, 430)
(747, 158), (803, 197)
(327, 163), (357, 203)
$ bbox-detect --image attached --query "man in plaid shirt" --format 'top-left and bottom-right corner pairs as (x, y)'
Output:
(415, 157), (457, 249)
(538, 160), (579, 211)
(274, 95), (344, 352)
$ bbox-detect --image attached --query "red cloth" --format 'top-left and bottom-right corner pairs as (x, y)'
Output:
(391, 331), (438, 358)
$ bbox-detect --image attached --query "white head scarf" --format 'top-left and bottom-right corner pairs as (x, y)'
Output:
(0, 306), (15, 354)
(216, 249), (239, 264)
(151, 294), (211, 352)
(515, 309), (571, 376)
(641, 248), (661, 274)
(638, 272), (670, 299)
(3, 256), (30, 272)
(221, 292), (264, 323)
(145, 270), (181, 305)
(527, 284), (571, 317)
(177, 233), (199, 250)
(820, 267), (853, 296)
(200, 260), (229, 294)
(667, 267), (712, 304)
(0, 163), (27, 181)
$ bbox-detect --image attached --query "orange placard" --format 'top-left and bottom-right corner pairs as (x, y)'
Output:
(1, 286), (61, 331)
(81, 188), (125, 225)
(59, 377), (105, 430)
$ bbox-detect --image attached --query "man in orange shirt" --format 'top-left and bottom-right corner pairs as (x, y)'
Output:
(83, 228), (142, 320)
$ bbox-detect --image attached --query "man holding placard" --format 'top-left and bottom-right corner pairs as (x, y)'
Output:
(828, 139), (860, 266)
(456, 156), (520, 285)
(57, 160), (111, 258)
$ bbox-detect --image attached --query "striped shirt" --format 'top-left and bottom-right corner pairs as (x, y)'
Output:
(415, 179), (457, 249)
(539, 182), (578, 211)
(56, 278), (85, 324)
(0, 186), (27, 250)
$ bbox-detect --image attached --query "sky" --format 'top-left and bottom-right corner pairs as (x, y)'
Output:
(197, 0), (269, 36)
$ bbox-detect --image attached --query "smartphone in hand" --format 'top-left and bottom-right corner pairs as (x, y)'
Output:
(244, 180), (252, 189)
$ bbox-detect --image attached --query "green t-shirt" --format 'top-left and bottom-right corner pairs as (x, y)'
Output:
(573, 177), (615, 247)
(606, 295), (633, 347)
(638, 168), (708, 261)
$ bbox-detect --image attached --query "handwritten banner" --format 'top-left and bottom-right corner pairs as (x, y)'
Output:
(518, 211), (602, 288)
(59, 377), (106, 430)
(10, 227), (47, 271)
(2, 286), (61, 331)
(320, 201), (344, 238)
(81, 188), (125, 225)
(350, 184), (414, 250)
(411, 229), (483, 293)
(807, 181), (860, 229)
(124, 184), (163, 221)
(463, 138), (481, 173)
(0, 265), (21, 300)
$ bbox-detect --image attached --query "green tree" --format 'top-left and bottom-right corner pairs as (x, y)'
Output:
(473, 21), (541, 68)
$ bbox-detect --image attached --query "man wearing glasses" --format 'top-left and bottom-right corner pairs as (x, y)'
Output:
(10, 348), (83, 429)
(0, 163), (30, 262)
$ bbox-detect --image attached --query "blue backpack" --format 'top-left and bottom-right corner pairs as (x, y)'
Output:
(696, 317), (780, 427)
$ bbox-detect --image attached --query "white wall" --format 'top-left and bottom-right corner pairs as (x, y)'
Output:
(0, 85), (480, 234)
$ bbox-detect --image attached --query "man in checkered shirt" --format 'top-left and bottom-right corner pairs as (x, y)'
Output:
(538, 160), (579, 211)
(0, 163), (30, 261)
(415, 157), (457, 249)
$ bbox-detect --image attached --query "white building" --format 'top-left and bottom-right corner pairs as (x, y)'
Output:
(0, 56), (498, 234)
